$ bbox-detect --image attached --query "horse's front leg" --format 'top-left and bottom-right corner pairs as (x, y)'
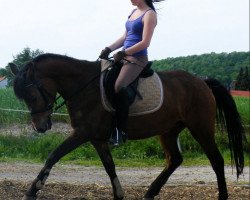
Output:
(23, 133), (88, 200)
(92, 141), (124, 200)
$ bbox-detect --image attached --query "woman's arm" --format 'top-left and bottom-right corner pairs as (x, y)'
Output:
(124, 10), (157, 56)
(108, 31), (127, 51)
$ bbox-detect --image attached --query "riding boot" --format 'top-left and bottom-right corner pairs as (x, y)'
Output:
(109, 87), (129, 146)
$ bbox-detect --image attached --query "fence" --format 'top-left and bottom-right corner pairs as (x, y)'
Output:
(0, 107), (68, 116)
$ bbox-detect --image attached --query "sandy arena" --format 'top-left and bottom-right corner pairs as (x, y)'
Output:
(0, 162), (249, 200)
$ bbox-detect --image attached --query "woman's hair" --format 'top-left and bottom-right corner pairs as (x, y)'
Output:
(145, 0), (165, 11)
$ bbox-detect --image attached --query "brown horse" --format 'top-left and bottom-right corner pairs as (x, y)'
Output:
(10, 53), (245, 200)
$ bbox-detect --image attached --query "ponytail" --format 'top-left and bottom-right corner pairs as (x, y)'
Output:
(145, 0), (165, 12)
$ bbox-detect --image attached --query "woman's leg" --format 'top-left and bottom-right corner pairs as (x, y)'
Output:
(110, 56), (148, 145)
(114, 56), (148, 93)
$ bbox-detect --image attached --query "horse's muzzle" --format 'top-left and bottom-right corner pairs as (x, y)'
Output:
(32, 116), (52, 133)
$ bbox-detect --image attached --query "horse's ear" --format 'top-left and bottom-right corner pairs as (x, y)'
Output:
(9, 63), (19, 76)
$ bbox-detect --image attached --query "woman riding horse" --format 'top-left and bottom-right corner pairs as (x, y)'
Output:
(99, 0), (164, 146)
(10, 52), (245, 200)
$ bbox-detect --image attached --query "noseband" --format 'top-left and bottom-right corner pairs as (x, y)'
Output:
(21, 62), (56, 116)
(23, 58), (117, 116)
(23, 60), (102, 116)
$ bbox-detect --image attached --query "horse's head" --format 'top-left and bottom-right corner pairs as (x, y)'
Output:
(10, 62), (57, 133)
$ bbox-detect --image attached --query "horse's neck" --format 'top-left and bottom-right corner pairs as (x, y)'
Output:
(39, 59), (99, 77)
(38, 59), (101, 99)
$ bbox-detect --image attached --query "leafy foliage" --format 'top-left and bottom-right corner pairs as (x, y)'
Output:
(152, 51), (250, 87)
(1, 48), (249, 88)
(0, 47), (43, 86)
(235, 67), (250, 91)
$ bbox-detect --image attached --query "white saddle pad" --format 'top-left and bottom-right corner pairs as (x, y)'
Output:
(100, 64), (164, 116)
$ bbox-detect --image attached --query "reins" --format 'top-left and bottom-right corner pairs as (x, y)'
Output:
(54, 58), (109, 111)
(54, 72), (101, 111)
(123, 58), (145, 69)
(28, 57), (140, 114)
(54, 57), (140, 111)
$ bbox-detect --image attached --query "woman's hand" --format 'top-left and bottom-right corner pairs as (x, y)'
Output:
(99, 47), (112, 59)
(113, 51), (127, 63)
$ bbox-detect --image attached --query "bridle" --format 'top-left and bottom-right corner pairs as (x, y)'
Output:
(24, 57), (140, 116)
(25, 80), (55, 116)
(24, 60), (103, 116)
(22, 61), (57, 116)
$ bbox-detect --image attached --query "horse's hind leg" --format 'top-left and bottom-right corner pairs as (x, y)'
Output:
(144, 125), (184, 199)
(23, 133), (87, 200)
(92, 141), (124, 200)
(188, 126), (228, 200)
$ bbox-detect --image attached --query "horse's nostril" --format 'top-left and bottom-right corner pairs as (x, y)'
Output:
(37, 128), (47, 133)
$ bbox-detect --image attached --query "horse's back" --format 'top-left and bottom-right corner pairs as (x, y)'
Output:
(158, 70), (216, 123)
(159, 69), (207, 87)
(159, 70), (212, 96)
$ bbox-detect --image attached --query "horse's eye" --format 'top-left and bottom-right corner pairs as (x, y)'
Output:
(30, 97), (37, 102)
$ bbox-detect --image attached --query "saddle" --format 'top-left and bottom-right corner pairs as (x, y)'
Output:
(103, 60), (154, 107)
(100, 60), (163, 116)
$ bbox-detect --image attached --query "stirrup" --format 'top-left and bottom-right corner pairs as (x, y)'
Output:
(109, 127), (127, 146)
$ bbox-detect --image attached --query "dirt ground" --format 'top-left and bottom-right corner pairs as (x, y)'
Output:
(0, 162), (249, 200)
(1, 180), (249, 200)
(0, 124), (249, 199)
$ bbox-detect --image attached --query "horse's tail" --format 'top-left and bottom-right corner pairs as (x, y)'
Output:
(204, 78), (246, 177)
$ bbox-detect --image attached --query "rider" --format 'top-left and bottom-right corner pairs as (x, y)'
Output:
(99, 0), (162, 145)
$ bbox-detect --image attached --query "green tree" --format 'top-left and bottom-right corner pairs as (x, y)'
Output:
(242, 67), (250, 91)
(152, 51), (250, 86)
(232, 67), (243, 90)
(0, 47), (43, 86)
(0, 68), (7, 77)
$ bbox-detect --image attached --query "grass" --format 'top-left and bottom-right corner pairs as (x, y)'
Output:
(0, 88), (29, 124)
(0, 88), (69, 124)
(234, 96), (250, 126)
(0, 131), (249, 167)
(0, 88), (249, 125)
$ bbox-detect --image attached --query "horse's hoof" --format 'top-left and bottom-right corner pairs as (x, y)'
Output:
(114, 197), (124, 200)
(219, 195), (228, 200)
(22, 195), (37, 200)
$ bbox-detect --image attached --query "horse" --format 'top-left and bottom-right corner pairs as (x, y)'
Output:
(9, 53), (245, 200)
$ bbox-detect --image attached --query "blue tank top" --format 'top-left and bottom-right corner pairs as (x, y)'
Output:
(123, 9), (152, 56)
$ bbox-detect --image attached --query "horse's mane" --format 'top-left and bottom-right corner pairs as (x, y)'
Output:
(13, 53), (100, 100)
(33, 53), (99, 67)
(13, 54), (78, 100)
(33, 53), (81, 63)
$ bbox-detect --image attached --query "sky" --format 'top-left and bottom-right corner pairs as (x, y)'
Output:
(0, 0), (249, 68)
